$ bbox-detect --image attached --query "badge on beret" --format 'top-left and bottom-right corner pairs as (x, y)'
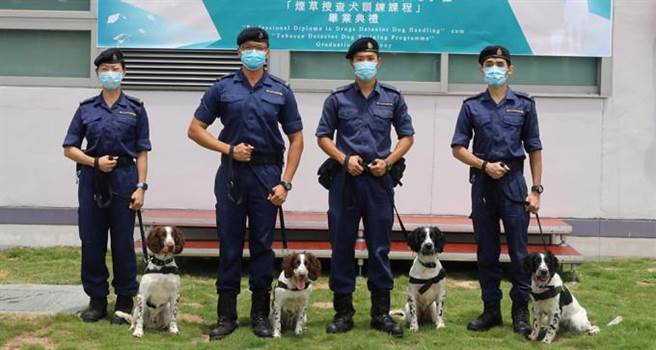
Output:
(367, 41), (373, 49)
(496, 48), (502, 55)
(258, 31), (264, 39)
(112, 54), (118, 61)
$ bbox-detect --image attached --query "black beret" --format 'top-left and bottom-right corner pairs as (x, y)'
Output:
(236, 27), (269, 47)
(346, 37), (379, 59)
(94, 48), (124, 67)
(478, 45), (511, 65)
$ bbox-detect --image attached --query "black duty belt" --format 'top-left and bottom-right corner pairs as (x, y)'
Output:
(409, 268), (447, 295)
(469, 158), (524, 183)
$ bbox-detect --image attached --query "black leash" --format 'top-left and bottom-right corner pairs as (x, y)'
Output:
(137, 209), (149, 264)
(247, 163), (289, 252)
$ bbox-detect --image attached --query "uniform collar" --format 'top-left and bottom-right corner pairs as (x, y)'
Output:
(95, 91), (128, 109)
(353, 79), (380, 98)
(234, 69), (272, 88)
(481, 87), (516, 103)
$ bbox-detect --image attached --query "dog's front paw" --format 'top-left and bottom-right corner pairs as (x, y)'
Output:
(168, 325), (180, 335)
(436, 320), (445, 329)
(527, 329), (539, 341)
(294, 326), (305, 336)
(132, 328), (144, 338)
(541, 335), (554, 344)
(273, 330), (281, 338)
(587, 325), (600, 335)
(409, 324), (419, 333)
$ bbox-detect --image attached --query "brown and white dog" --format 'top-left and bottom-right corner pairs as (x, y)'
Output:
(117, 226), (185, 338)
(523, 252), (599, 344)
(270, 252), (321, 338)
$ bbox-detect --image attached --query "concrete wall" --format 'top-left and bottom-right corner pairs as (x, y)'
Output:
(1, 1), (654, 219)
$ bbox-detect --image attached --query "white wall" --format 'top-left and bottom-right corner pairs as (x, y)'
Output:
(1, 1), (654, 219)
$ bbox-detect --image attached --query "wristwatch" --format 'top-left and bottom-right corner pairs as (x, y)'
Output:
(280, 181), (292, 191)
(531, 184), (544, 194)
(136, 182), (149, 191)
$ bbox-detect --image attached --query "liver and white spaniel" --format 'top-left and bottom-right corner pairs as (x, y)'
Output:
(270, 252), (321, 338)
(120, 226), (185, 338)
(402, 226), (447, 333)
(523, 251), (599, 343)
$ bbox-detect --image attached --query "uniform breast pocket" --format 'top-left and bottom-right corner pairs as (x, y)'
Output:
(371, 108), (393, 133)
(502, 114), (524, 137)
(114, 115), (137, 140)
(337, 109), (360, 135)
(81, 113), (103, 140)
(260, 93), (284, 121)
(220, 94), (245, 117)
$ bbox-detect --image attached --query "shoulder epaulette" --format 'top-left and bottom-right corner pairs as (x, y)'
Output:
(216, 72), (235, 82)
(463, 92), (485, 103)
(379, 82), (400, 93)
(269, 74), (290, 88)
(79, 96), (96, 105)
(125, 94), (144, 106)
(514, 91), (534, 101)
(331, 84), (351, 94)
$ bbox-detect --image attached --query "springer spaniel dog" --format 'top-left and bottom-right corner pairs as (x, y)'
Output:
(400, 226), (447, 332)
(270, 252), (321, 338)
(523, 251), (599, 344)
(116, 226), (185, 338)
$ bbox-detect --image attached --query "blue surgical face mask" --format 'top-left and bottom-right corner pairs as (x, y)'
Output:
(483, 66), (508, 86)
(241, 49), (267, 71)
(98, 71), (123, 90)
(354, 61), (378, 81)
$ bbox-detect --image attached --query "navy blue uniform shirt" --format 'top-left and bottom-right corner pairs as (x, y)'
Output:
(315, 81), (414, 162)
(62, 93), (151, 158)
(194, 70), (303, 154)
(450, 88), (542, 161)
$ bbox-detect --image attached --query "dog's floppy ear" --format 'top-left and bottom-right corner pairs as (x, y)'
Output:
(546, 251), (559, 274)
(281, 253), (297, 278)
(146, 226), (164, 254)
(306, 252), (322, 281)
(522, 253), (536, 274)
(406, 227), (423, 252)
(430, 226), (446, 253)
(172, 226), (185, 254)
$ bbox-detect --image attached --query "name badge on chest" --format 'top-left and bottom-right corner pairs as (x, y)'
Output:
(118, 110), (137, 117)
(265, 89), (283, 96)
(505, 108), (525, 114)
(376, 101), (394, 107)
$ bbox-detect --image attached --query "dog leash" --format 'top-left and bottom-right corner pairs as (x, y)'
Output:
(137, 209), (149, 264)
(247, 164), (289, 253)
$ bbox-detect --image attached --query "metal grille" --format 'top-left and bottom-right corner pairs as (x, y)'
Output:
(121, 49), (240, 90)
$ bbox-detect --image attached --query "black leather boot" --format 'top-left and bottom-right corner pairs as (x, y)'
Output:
(326, 293), (355, 334)
(467, 301), (503, 331)
(81, 297), (107, 322)
(250, 290), (273, 338)
(110, 295), (134, 325)
(209, 292), (239, 340)
(512, 300), (531, 336)
(370, 290), (403, 338)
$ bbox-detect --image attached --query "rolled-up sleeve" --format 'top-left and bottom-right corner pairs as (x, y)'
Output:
(392, 94), (414, 138)
(450, 104), (473, 148)
(279, 88), (303, 134)
(315, 95), (338, 139)
(62, 108), (84, 148)
(522, 100), (543, 152)
(136, 106), (152, 152)
(194, 84), (220, 125)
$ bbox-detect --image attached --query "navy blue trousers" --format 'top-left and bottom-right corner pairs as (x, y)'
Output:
(214, 163), (280, 293)
(471, 171), (531, 303)
(77, 165), (138, 298)
(328, 172), (394, 294)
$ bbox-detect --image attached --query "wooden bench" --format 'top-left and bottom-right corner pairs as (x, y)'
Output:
(136, 209), (583, 265)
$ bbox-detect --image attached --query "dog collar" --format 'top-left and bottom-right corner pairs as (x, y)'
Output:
(150, 256), (174, 266)
(144, 265), (179, 275)
(409, 268), (446, 294)
(419, 260), (437, 268)
(531, 285), (573, 309)
(277, 280), (311, 291)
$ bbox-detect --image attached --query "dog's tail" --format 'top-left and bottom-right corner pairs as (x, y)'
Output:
(389, 309), (406, 319)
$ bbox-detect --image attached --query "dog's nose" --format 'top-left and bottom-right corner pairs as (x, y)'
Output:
(425, 243), (433, 249)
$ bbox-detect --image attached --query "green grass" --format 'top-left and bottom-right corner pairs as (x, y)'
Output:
(1, 247), (655, 349)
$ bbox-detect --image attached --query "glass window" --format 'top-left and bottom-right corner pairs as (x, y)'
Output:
(449, 54), (599, 86)
(0, 0), (89, 11)
(291, 52), (440, 82)
(0, 30), (90, 77)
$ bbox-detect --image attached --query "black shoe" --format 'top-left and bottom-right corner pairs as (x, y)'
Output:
(370, 290), (403, 338)
(250, 290), (273, 338)
(512, 301), (531, 336)
(467, 301), (502, 331)
(81, 297), (107, 322)
(110, 295), (134, 325)
(326, 293), (355, 334)
(209, 292), (239, 341)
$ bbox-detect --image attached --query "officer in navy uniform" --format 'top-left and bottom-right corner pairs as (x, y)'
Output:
(316, 37), (414, 338)
(187, 27), (304, 340)
(63, 48), (151, 324)
(450, 45), (543, 335)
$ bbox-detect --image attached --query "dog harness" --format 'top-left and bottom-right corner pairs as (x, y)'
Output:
(409, 268), (446, 295)
(143, 257), (179, 275)
(531, 285), (573, 309)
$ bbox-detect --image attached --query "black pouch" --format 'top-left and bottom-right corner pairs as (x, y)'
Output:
(389, 157), (406, 187)
(317, 158), (340, 190)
